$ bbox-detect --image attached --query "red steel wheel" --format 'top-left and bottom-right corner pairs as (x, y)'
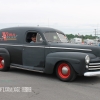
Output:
(58, 63), (70, 79)
(0, 57), (4, 69)
(56, 62), (76, 81)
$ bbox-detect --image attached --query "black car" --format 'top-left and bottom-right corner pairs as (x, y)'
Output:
(0, 27), (100, 82)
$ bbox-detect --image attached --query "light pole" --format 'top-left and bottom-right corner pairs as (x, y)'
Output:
(94, 29), (96, 37)
(94, 29), (96, 44)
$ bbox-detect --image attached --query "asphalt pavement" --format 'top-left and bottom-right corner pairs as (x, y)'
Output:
(0, 68), (100, 100)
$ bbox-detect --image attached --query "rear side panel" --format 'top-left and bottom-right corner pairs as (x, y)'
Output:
(0, 28), (24, 65)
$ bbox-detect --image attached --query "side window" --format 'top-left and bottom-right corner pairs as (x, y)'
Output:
(36, 33), (43, 42)
(26, 32), (43, 43)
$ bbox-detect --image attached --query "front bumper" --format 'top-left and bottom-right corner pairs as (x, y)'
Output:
(84, 71), (100, 76)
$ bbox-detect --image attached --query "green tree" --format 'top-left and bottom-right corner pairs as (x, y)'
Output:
(66, 34), (98, 40)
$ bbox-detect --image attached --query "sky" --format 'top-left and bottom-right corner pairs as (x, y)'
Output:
(0, 0), (100, 36)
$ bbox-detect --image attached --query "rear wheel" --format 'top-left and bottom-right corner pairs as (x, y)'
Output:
(56, 62), (76, 82)
(0, 56), (10, 71)
(0, 57), (4, 69)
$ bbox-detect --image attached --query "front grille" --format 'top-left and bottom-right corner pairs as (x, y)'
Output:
(88, 63), (100, 70)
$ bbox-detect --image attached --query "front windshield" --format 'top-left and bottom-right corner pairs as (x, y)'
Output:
(44, 32), (68, 43)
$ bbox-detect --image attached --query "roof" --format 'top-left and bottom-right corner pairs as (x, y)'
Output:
(0, 26), (63, 33)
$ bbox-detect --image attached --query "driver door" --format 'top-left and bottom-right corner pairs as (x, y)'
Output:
(23, 32), (45, 70)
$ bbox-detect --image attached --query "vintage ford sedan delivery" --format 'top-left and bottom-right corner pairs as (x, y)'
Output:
(0, 27), (100, 81)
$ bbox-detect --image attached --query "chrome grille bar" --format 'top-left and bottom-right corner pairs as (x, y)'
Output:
(88, 62), (100, 70)
(89, 65), (100, 68)
(88, 68), (100, 70)
(89, 63), (100, 65)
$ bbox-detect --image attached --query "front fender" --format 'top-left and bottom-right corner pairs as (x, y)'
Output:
(44, 52), (89, 75)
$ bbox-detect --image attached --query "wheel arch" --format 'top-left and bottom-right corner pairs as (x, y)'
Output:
(0, 48), (10, 55)
(0, 48), (10, 60)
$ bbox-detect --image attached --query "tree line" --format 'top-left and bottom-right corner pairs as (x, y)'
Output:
(66, 34), (98, 40)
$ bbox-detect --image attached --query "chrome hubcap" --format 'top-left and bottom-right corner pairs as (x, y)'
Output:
(62, 67), (68, 74)
(1, 60), (4, 65)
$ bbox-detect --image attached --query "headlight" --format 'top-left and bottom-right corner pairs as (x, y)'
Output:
(85, 55), (90, 64)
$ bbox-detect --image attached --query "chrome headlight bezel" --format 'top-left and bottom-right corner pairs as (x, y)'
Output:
(85, 55), (90, 64)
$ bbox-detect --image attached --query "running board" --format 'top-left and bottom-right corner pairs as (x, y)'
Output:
(10, 65), (44, 73)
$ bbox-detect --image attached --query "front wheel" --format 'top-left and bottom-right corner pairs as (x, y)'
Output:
(56, 62), (76, 82)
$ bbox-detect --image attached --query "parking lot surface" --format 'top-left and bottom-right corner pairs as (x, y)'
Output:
(0, 68), (100, 100)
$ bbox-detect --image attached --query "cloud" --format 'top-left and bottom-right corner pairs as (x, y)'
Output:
(0, 0), (100, 35)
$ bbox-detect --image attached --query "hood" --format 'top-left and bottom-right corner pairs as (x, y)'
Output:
(49, 43), (100, 57)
